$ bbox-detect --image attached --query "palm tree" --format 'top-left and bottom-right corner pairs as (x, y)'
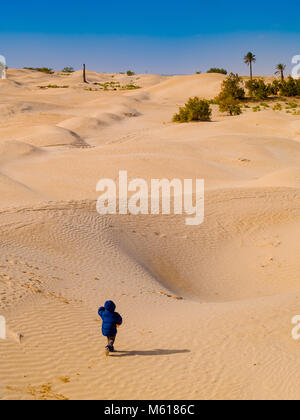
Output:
(244, 52), (256, 80)
(275, 64), (286, 82)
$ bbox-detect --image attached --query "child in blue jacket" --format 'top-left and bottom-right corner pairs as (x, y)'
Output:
(98, 300), (123, 356)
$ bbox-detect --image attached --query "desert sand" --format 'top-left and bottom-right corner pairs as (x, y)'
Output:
(1, 69), (300, 400)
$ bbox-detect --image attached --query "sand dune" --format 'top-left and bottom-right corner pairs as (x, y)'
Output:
(16, 125), (87, 148)
(0, 139), (42, 162)
(1, 69), (300, 400)
(146, 73), (225, 101)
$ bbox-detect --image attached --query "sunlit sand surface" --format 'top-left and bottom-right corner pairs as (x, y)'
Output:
(1, 69), (300, 399)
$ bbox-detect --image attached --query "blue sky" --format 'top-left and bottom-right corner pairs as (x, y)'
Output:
(1, 0), (300, 75)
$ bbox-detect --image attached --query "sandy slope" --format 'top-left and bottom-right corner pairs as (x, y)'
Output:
(1, 69), (300, 400)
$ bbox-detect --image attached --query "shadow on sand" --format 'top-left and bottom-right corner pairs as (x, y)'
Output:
(110, 349), (190, 357)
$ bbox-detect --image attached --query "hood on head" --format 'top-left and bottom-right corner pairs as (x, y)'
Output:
(104, 300), (116, 312)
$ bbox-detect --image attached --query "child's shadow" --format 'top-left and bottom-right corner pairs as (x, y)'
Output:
(110, 349), (190, 357)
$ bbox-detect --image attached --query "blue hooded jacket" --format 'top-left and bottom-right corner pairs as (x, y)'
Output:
(98, 300), (123, 337)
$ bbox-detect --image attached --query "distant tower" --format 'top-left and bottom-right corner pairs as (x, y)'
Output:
(0, 55), (6, 79)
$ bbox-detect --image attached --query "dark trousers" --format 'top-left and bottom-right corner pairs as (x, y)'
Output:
(107, 336), (116, 349)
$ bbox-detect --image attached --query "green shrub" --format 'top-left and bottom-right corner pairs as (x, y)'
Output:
(120, 84), (141, 90)
(173, 97), (212, 122)
(207, 68), (227, 75)
(126, 70), (135, 76)
(273, 103), (282, 111)
(269, 80), (280, 95)
(62, 66), (74, 73)
(195, 71), (202, 74)
(39, 84), (69, 89)
(286, 102), (298, 109)
(260, 102), (269, 108)
(214, 74), (244, 116)
(216, 73), (245, 101)
(245, 79), (271, 100)
(279, 76), (300, 97)
(252, 106), (261, 112)
(24, 67), (54, 74)
(218, 95), (242, 116)
(95, 81), (122, 90)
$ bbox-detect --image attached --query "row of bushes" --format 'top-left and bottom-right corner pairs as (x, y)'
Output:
(217, 73), (300, 101)
(24, 66), (74, 74)
(24, 67), (54, 74)
(245, 78), (300, 99)
(24, 67), (136, 76)
(173, 72), (300, 122)
(222, 74), (300, 101)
